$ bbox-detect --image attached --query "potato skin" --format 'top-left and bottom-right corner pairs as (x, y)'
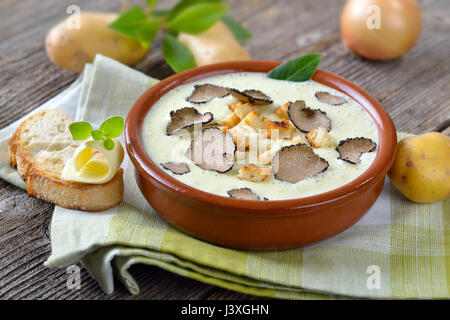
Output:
(388, 132), (450, 203)
(178, 21), (250, 66)
(45, 12), (149, 73)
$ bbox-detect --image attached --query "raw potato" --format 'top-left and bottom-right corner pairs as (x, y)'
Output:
(388, 132), (450, 203)
(46, 12), (149, 73)
(178, 21), (250, 66)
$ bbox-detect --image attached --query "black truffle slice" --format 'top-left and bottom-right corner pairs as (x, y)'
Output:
(287, 100), (331, 133)
(272, 144), (329, 184)
(336, 137), (377, 164)
(161, 162), (190, 175)
(315, 91), (346, 105)
(227, 187), (261, 200)
(186, 127), (236, 173)
(228, 88), (273, 105)
(186, 84), (230, 103)
(167, 107), (213, 135)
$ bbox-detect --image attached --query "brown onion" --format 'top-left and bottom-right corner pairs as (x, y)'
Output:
(341, 0), (421, 61)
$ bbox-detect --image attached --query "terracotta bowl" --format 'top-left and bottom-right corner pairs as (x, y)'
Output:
(125, 61), (397, 250)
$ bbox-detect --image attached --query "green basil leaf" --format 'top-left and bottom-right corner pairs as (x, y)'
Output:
(109, 7), (158, 47)
(100, 116), (124, 138)
(167, 0), (223, 19)
(151, 9), (170, 17)
(134, 20), (159, 47)
(166, 3), (229, 34)
(221, 15), (252, 41)
(147, 0), (158, 12)
(166, 29), (179, 37)
(109, 6), (147, 33)
(69, 122), (93, 140)
(268, 53), (323, 82)
(91, 129), (104, 140)
(103, 138), (115, 150)
(162, 33), (196, 72)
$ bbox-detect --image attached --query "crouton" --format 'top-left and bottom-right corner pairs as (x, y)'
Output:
(291, 134), (305, 145)
(264, 119), (297, 139)
(221, 112), (241, 128)
(272, 102), (290, 120)
(258, 141), (284, 165)
(228, 101), (254, 119)
(238, 164), (272, 182)
(228, 120), (258, 151)
(229, 111), (271, 148)
(242, 111), (270, 130)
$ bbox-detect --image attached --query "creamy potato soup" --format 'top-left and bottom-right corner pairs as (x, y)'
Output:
(142, 72), (378, 200)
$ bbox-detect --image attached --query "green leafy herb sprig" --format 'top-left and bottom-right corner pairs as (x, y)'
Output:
(268, 53), (323, 82)
(69, 117), (124, 150)
(109, 0), (252, 73)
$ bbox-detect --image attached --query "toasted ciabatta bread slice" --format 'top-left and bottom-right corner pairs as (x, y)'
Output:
(8, 109), (123, 212)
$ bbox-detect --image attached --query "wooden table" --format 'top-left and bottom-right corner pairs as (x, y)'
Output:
(0, 0), (449, 300)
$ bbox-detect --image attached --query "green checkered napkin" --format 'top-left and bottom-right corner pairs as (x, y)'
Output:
(0, 55), (448, 299)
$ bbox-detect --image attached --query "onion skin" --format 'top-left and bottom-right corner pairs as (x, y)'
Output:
(341, 0), (422, 61)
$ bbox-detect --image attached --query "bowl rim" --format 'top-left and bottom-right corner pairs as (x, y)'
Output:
(125, 60), (397, 213)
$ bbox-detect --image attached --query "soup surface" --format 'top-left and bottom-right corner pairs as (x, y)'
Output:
(142, 72), (378, 200)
